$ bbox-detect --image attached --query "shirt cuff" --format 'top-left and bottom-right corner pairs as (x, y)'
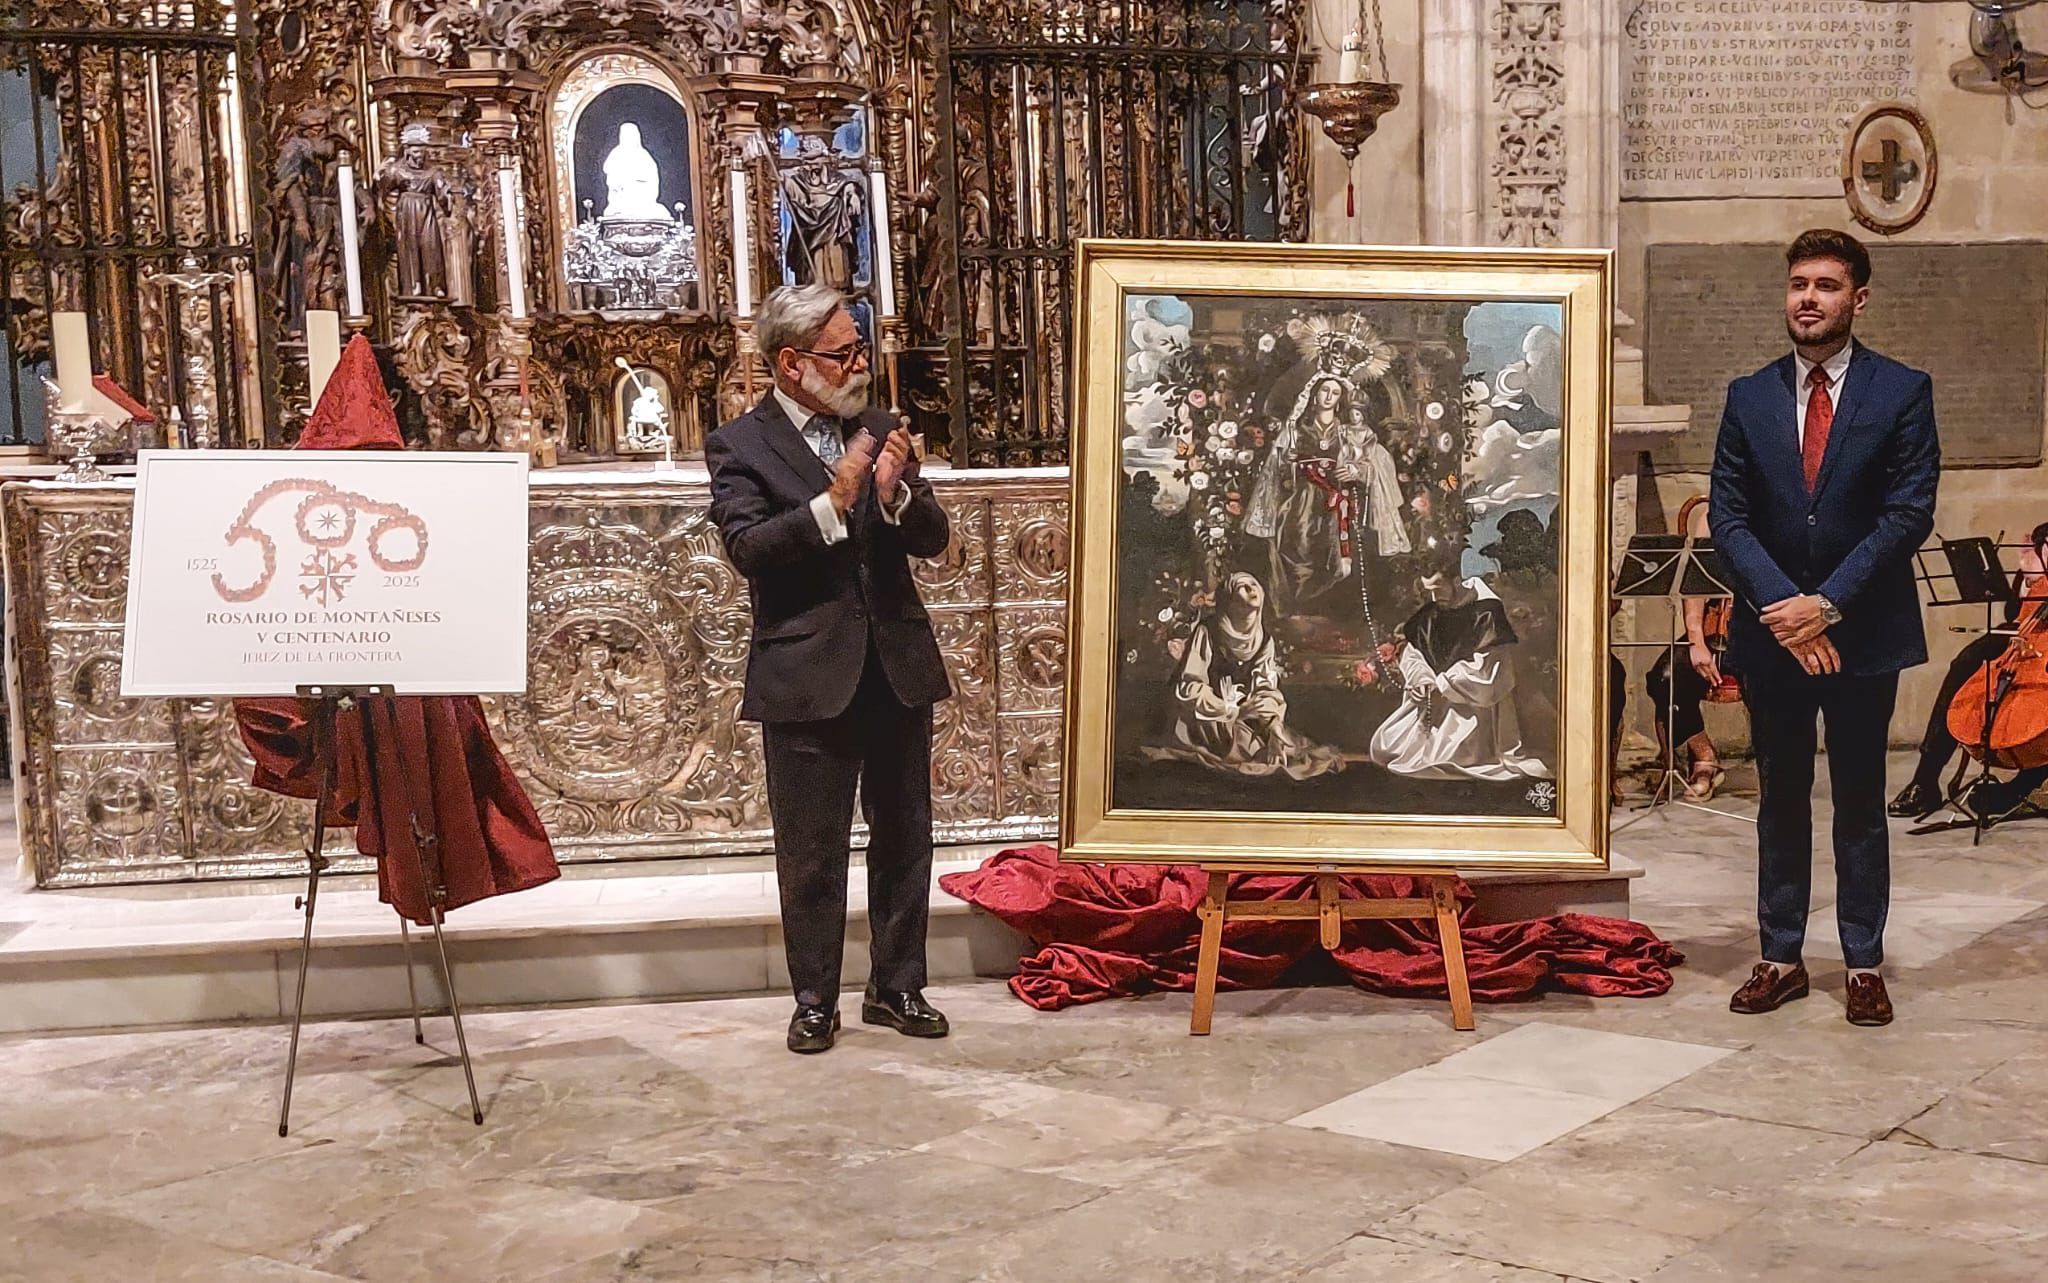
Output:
(879, 482), (913, 525)
(810, 490), (848, 545)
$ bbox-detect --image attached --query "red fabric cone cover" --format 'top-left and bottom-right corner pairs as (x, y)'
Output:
(232, 333), (557, 923)
(298, 334), (403, 450)
(941, 845), (1682, 1010)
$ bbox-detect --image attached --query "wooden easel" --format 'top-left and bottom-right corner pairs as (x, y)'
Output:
(1188, 867), (1475, 1035)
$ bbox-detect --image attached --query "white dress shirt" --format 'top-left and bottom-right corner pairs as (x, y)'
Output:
(1792, 342), (1853, 451)
(772, 386), (910, 546)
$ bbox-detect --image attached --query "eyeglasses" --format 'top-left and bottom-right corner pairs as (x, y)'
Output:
(795, 340), (870, 368)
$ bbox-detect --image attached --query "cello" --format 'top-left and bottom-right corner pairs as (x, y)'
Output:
(1947, 579), (2048, 771)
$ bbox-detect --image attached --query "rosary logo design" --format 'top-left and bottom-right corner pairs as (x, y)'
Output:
(210, 478), (429, 604)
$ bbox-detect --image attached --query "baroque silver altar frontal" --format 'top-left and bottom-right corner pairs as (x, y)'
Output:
(4, 470), (1067, 887)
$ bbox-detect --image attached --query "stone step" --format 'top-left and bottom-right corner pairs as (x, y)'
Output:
(0, 847), (1639, 1034)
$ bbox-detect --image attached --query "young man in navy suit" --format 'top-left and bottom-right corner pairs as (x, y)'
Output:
(1708, 229), (1940, 1028)
(706, 283), (954, 1053)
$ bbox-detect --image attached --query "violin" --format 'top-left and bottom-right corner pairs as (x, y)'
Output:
(1947, 596), (2048, 770)
(1677, 496), (1743, 704)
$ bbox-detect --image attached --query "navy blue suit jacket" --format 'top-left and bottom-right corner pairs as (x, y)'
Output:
(1707, 343), (1939, 680)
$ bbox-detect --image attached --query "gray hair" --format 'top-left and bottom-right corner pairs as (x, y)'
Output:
(755, 283), (845, 367)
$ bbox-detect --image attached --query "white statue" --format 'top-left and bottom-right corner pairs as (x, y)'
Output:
(601, 124), (670, 221)
(625, 383), (669, 441)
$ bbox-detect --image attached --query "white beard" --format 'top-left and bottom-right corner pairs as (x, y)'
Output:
(801, 365), (869, 419)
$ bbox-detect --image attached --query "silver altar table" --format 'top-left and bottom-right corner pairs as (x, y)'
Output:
(2, 466), (1069, 887)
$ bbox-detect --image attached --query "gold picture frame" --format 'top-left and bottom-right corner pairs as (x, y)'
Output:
(1062, 240), (1612, 872)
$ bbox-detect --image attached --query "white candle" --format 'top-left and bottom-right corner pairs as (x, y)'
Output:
(730, 166), (754, 318)
(306, 310), (342, 404)
(868, 167), (897, 318)
(1338, 32), (1364, 84)
(336, 153), (364, 317)
(497, 157), (528, 320)
(51, 311), (90, 410)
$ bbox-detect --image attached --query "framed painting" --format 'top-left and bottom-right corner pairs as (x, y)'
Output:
(1062, 241), (1612, 871)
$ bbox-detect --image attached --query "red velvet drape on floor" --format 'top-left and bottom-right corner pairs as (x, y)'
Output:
(940, 845), (1681, 1010)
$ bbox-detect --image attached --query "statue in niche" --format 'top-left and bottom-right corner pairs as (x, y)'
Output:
(602, 124), (671, 221)
(442, 176), (476, 308)
(267, 105), (349, 331)
(780, 136), (863, 291)
(615, 367), (673, 451)
(375, 123), (451, 301)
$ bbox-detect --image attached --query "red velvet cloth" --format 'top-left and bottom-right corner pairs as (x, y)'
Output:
(232, 335), (558, 925)
(940, 845), (1681, 1010)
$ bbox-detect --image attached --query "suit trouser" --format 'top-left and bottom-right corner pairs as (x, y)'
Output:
(1742, 666), (1898, 970)
(760, 654), (934, 1009)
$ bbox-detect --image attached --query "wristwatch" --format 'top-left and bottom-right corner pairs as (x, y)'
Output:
(1815, 594), (1843, 627)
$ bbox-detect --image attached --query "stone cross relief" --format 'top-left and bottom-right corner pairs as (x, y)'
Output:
(1860, 137), (1919, 204)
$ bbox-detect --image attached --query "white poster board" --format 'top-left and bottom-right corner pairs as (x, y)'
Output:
(121, 450), (530, 697)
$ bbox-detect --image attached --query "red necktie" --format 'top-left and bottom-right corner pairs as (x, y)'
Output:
(1802, 364), (1833, 492)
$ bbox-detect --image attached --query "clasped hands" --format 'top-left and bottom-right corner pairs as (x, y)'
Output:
(1761, 593), (1839, 676)
(827, 417), (919, 516)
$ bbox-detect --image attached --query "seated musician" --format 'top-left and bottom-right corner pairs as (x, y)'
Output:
(1606, 497), (1737, 804)
(1890, 520), (2048, 822)
(1645, 496), (1734, 801)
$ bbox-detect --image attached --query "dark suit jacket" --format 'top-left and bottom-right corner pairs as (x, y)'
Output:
(1707, 343), (1939, 680)
(706, 396), (953, 722)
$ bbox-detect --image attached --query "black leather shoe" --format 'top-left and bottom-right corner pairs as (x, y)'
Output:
(1887, 780), (1943, 819)
(787, 1004), (840, 1054)
(861, 986), (949, 1038)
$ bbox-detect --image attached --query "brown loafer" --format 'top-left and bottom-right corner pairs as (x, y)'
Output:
(1846, 973), (1894, 1027)
(1730, 961), (1810, 1014)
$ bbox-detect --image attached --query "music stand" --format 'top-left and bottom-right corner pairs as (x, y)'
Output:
(1906, 536), (2048, 844)
(1611, 535), (1754, 833)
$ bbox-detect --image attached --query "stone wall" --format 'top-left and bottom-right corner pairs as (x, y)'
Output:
(1620, 9), (2048, 742)
(1307, 0), (1424, 245)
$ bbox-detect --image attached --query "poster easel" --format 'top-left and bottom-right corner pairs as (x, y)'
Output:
(277, 684), (484, 1137)
(1188, 865), (1474, 1035)
(119, 449), (530, 1136)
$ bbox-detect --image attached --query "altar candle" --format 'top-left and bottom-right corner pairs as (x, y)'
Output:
(730, 165), (754, 318)
(51, 311), (90, 410)
(498, 156), (528, 320)
(306, 309), (342, 404)
(336, 152), (364, 317)
(869, 166), (897, 318)
(1338, 31), (1364, 84)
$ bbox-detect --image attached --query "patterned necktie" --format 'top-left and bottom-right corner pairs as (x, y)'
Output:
(810, 415), (844, 469)
(1802, 363), (1833, 492)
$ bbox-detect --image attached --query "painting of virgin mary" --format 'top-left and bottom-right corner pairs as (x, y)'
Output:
(1068, 242), (1611, 870)
(1243, 373), (1410, 615)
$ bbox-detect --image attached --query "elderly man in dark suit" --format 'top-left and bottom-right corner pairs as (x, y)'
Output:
(1709, 228), (1940, 1028)
(706, 283), (953, 1053)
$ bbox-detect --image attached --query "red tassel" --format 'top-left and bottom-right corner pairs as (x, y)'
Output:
(1346, 176), (1356, 219)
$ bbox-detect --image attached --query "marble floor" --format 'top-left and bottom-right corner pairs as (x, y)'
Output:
(6, 754), (2048, 1281)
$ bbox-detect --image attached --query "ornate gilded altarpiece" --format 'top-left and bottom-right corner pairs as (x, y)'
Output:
(5, 470), (1069, 885)
(0, 0), (1311, 885)
(2, 0), (1313, 462)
